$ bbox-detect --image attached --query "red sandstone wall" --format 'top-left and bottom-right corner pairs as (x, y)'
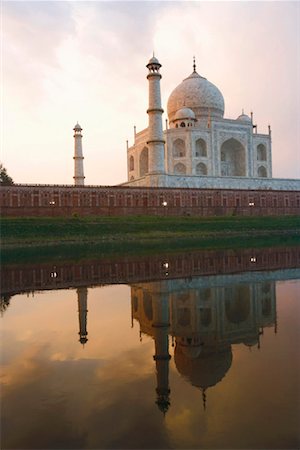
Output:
(1, 184), (300, 217)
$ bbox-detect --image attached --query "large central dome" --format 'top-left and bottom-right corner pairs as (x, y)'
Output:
(167, 71), (225, 123)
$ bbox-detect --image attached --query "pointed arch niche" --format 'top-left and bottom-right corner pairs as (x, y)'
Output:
(129, 155), (134, 171)
(195, 139), (207, 157)
(139, 147), (149, 177)
(173, 139), (186, 158)
(257, 144), (267, 161)
(258, 166), (267, 178)
(196, 162), (207, 175)
(174, 163), (187, 175)
(220, 138), (246, 176)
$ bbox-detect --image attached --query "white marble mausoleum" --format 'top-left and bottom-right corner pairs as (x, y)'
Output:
(124, 56), (299, 191)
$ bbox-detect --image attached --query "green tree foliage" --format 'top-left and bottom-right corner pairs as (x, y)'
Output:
(0, 164), (14, 185)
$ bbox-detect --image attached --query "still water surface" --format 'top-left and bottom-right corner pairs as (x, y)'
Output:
(1, 249), (300, 449)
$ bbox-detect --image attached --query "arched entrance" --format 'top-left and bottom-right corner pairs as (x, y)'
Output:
(139, 147), (149, 177)
(220, 138), (246, 176)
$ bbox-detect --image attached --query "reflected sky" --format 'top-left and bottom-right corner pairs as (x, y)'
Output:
(1, 263), (300, 449)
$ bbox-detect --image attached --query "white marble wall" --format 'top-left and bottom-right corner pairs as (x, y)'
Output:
(123, 172), (300, 191)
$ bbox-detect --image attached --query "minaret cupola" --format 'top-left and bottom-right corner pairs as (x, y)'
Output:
(146, 55), (162, 73)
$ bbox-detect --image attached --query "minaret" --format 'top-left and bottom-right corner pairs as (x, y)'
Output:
(77, 287), (88, 346)
(146, 56), (165, 175)
(73, 123), (85, 186)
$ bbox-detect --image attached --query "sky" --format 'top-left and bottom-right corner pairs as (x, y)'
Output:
(2, 1), (300, 185)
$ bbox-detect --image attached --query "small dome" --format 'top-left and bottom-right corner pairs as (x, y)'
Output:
(148, 56), (160, 65)
(146, 55), (161, 71)
(167, 71), (225, 122)
(73, 122), (82, 131)
(236, 113), (251, 123)
(174, 107), (196, 121)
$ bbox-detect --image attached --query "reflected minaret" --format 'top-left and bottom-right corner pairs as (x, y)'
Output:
(152, 293), (171, 414)
(77, 287), (88, 346)
(73, 122), (85, 186)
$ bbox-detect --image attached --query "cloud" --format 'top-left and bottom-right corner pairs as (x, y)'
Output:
(2, 1), (299, 184)
(3, 2), (75, 105)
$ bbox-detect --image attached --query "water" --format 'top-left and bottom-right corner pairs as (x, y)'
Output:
(1, 248), (300, 449)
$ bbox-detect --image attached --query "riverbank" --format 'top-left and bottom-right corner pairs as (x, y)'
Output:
(1, 215), (300, 264)
(2, 215), (300, 246)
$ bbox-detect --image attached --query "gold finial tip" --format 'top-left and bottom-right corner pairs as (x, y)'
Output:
(193, 56), (196, 72)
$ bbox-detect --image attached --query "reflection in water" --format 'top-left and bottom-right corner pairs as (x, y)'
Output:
(1, 247), (299, 449)
(131, 279), (276, 413)
(77, 287), (88, 346)
(2, 246), (300, 296)
(16, 275), (277, 413)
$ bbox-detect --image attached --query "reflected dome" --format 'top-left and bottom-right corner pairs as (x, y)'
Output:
(174, 342), (232, 389)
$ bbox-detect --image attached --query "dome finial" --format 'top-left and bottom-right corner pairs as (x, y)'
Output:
(193, 56), (196, 73)
(202, 388), (207, 411)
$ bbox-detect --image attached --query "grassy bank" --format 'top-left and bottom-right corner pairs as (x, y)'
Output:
(2, 215), (300, 245)
(1, 215), (300, 264)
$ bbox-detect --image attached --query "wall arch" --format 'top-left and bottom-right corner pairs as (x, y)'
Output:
(196, 162), (207, 175)
(174, 162), (186, 175)
(143, 292), (153, 321)
(220, 138), (246, 176)
(225, 286), (250, 324)
(258, 166), (267, 177)
(178, 308), (191, 327)
(257, 144), (267, 161)
(173, 139), (186, 158)
(195, 139), (207, 157)
(133, 296), (138, 312)
(139, 147), (148, 177)
(129, 156), (134, 171)
(200, 308), (212, 327)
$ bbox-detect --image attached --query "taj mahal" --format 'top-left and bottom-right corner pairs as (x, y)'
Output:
(70, 54), (300, 193)
(2, 55), (300, 218)
(124, 55), (273, 189)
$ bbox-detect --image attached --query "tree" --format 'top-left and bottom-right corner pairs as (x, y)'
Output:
(0, 163), (14, 185)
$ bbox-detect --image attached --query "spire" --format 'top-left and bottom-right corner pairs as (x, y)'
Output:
(193, 55), (196, 73)
(202, 388), (207, 411)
